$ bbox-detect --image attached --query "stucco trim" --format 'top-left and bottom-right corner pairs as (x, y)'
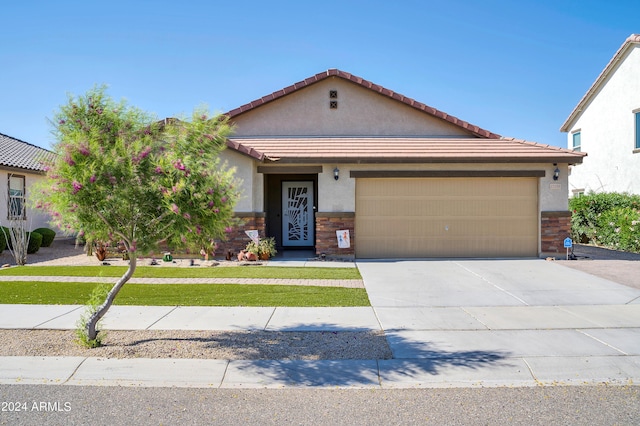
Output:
(257, 166), (323, 174)
(350, 170), (546, 178)
(234, 212), (266, 218)
(315, 212), (355, 218)
(541, 211), (572, 218)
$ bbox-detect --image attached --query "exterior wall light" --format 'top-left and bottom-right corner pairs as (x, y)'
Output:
(333, 167), (340, 181)
(553, 164), (560, 181)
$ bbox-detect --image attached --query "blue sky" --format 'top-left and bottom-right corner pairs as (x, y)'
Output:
(1, 0), (638, 150)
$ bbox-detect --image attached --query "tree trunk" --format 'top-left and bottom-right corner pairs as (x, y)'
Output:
(86, 254), (137, 341)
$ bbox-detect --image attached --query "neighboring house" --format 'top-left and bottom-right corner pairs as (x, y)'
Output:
(561, 34), (640, 196)
(215, 69), (585, 259)
(0, 132), (57, 232)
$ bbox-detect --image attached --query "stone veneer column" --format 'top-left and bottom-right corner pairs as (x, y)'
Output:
(541, 211), (572, 256)
(215, 212), (266, 259)
(315, 212), (355, 258)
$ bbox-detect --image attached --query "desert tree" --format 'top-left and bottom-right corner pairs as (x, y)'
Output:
(36, 86), (240, 343)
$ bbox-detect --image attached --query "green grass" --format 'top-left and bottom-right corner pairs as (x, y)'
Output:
(0, 281), (369, 307)
(0, 265), (361, 280)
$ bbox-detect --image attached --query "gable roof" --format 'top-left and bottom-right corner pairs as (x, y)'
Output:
(0, 132), (55, 172)
(560, 34), (640, 132)
(226, 69), (501, 139)
(227, 136), (586, 164)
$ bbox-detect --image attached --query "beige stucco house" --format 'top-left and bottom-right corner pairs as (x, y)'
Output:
(216, 69), (585, 259)
(561, 34), (640, 195)
(0, 132), (57, 232)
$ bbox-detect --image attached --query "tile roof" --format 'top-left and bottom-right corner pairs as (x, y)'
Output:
(226, 69), (501, 139)
(561, 34), (640, 132)
(227, 137), (586, 164)
(0, 132), (55, 172)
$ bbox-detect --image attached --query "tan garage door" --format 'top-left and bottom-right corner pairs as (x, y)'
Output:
(355, 178), (538, 258)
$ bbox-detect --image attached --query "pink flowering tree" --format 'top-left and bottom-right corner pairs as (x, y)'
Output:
(37, 87), (239, 344)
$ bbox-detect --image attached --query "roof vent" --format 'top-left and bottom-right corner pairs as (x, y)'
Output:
(329, 90), (338, 109)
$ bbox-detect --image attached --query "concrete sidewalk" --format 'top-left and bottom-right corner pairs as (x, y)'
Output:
(1, 300), (639, 388)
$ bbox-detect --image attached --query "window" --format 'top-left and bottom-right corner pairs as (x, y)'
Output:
(8, 175), (25, 219)
(635, 111), (640, 150)
(572, 131), (581, 152)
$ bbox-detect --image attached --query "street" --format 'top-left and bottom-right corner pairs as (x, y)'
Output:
(1, 384), (638, 425)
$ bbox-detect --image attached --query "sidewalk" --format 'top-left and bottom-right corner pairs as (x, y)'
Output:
(2, 298), (639, 388)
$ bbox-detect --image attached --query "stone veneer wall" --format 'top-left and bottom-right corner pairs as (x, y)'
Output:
(315, 212), (355, 258)
(541, 211), (572, 256)
(215, 213), (266, 259)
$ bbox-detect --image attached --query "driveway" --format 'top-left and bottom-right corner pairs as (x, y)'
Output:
(357, 259), (640, 386)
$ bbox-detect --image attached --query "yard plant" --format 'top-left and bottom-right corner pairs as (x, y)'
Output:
(570, 192), (640, 252)
(35, 87), (240, 344)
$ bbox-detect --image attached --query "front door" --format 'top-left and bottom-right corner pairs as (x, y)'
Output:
(282, 181), (314, 246)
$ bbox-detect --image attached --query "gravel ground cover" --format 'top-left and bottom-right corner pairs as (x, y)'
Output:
(0, 329), (392, 360)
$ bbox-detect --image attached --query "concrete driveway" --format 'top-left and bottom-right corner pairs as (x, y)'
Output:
(357, 259), (640, 387)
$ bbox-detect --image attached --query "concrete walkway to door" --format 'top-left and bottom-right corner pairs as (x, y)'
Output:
(357, 259), (640, 387)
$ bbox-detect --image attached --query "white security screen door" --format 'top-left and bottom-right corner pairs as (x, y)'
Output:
(282, 181), (314, 246)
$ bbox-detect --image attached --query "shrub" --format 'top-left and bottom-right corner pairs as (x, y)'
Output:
(27, 232), (43, 254)
(570, 192), (640, 244)
(0, 227), (10, 250)
(33, 228), (56, 247)
(595, 207), (640, 252)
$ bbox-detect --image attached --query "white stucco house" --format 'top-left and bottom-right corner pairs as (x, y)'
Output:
(215, 69), (585, 259)
(561, 34), (640, 195)
(0, 132), (57, 232)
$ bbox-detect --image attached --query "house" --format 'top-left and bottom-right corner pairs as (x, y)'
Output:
(216, 69), (585, 259)
(561, 34), (640, 195)
(0, 132), (57, 232)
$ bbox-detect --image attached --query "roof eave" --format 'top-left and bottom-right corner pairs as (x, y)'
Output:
(560, 34), (640, 132)
(264, 155), (586, 165)
(225, 140), (266, 161)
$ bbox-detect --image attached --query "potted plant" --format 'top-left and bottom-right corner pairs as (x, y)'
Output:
(258, 237), (277, 260)
(243, 237), (277, 260)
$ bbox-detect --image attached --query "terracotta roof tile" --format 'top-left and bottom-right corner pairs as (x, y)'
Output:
(226, 69), (501, 139)
(227, 137), (586, 164)
(561, 34), (640, 131)
(0, 132), (55, 172)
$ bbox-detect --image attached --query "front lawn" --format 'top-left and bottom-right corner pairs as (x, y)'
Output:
(0, 281), (369, 307)
(0, 265), (361, 280)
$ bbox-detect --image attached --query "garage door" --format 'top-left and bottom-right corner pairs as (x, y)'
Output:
(355, 178), (538, 258)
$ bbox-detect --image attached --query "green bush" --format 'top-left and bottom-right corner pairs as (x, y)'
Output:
(570, 192), (639, 242)
(570, 192), (640, 252)
(33, 228), (56, 247)
(595, 207), (640, 252)
(27, 232), (43, 254)
(1, 227), (10, 250)
(0, 229), (6, 252)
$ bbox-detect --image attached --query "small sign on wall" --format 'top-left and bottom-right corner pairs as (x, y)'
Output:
(336, 230), (350, 248)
